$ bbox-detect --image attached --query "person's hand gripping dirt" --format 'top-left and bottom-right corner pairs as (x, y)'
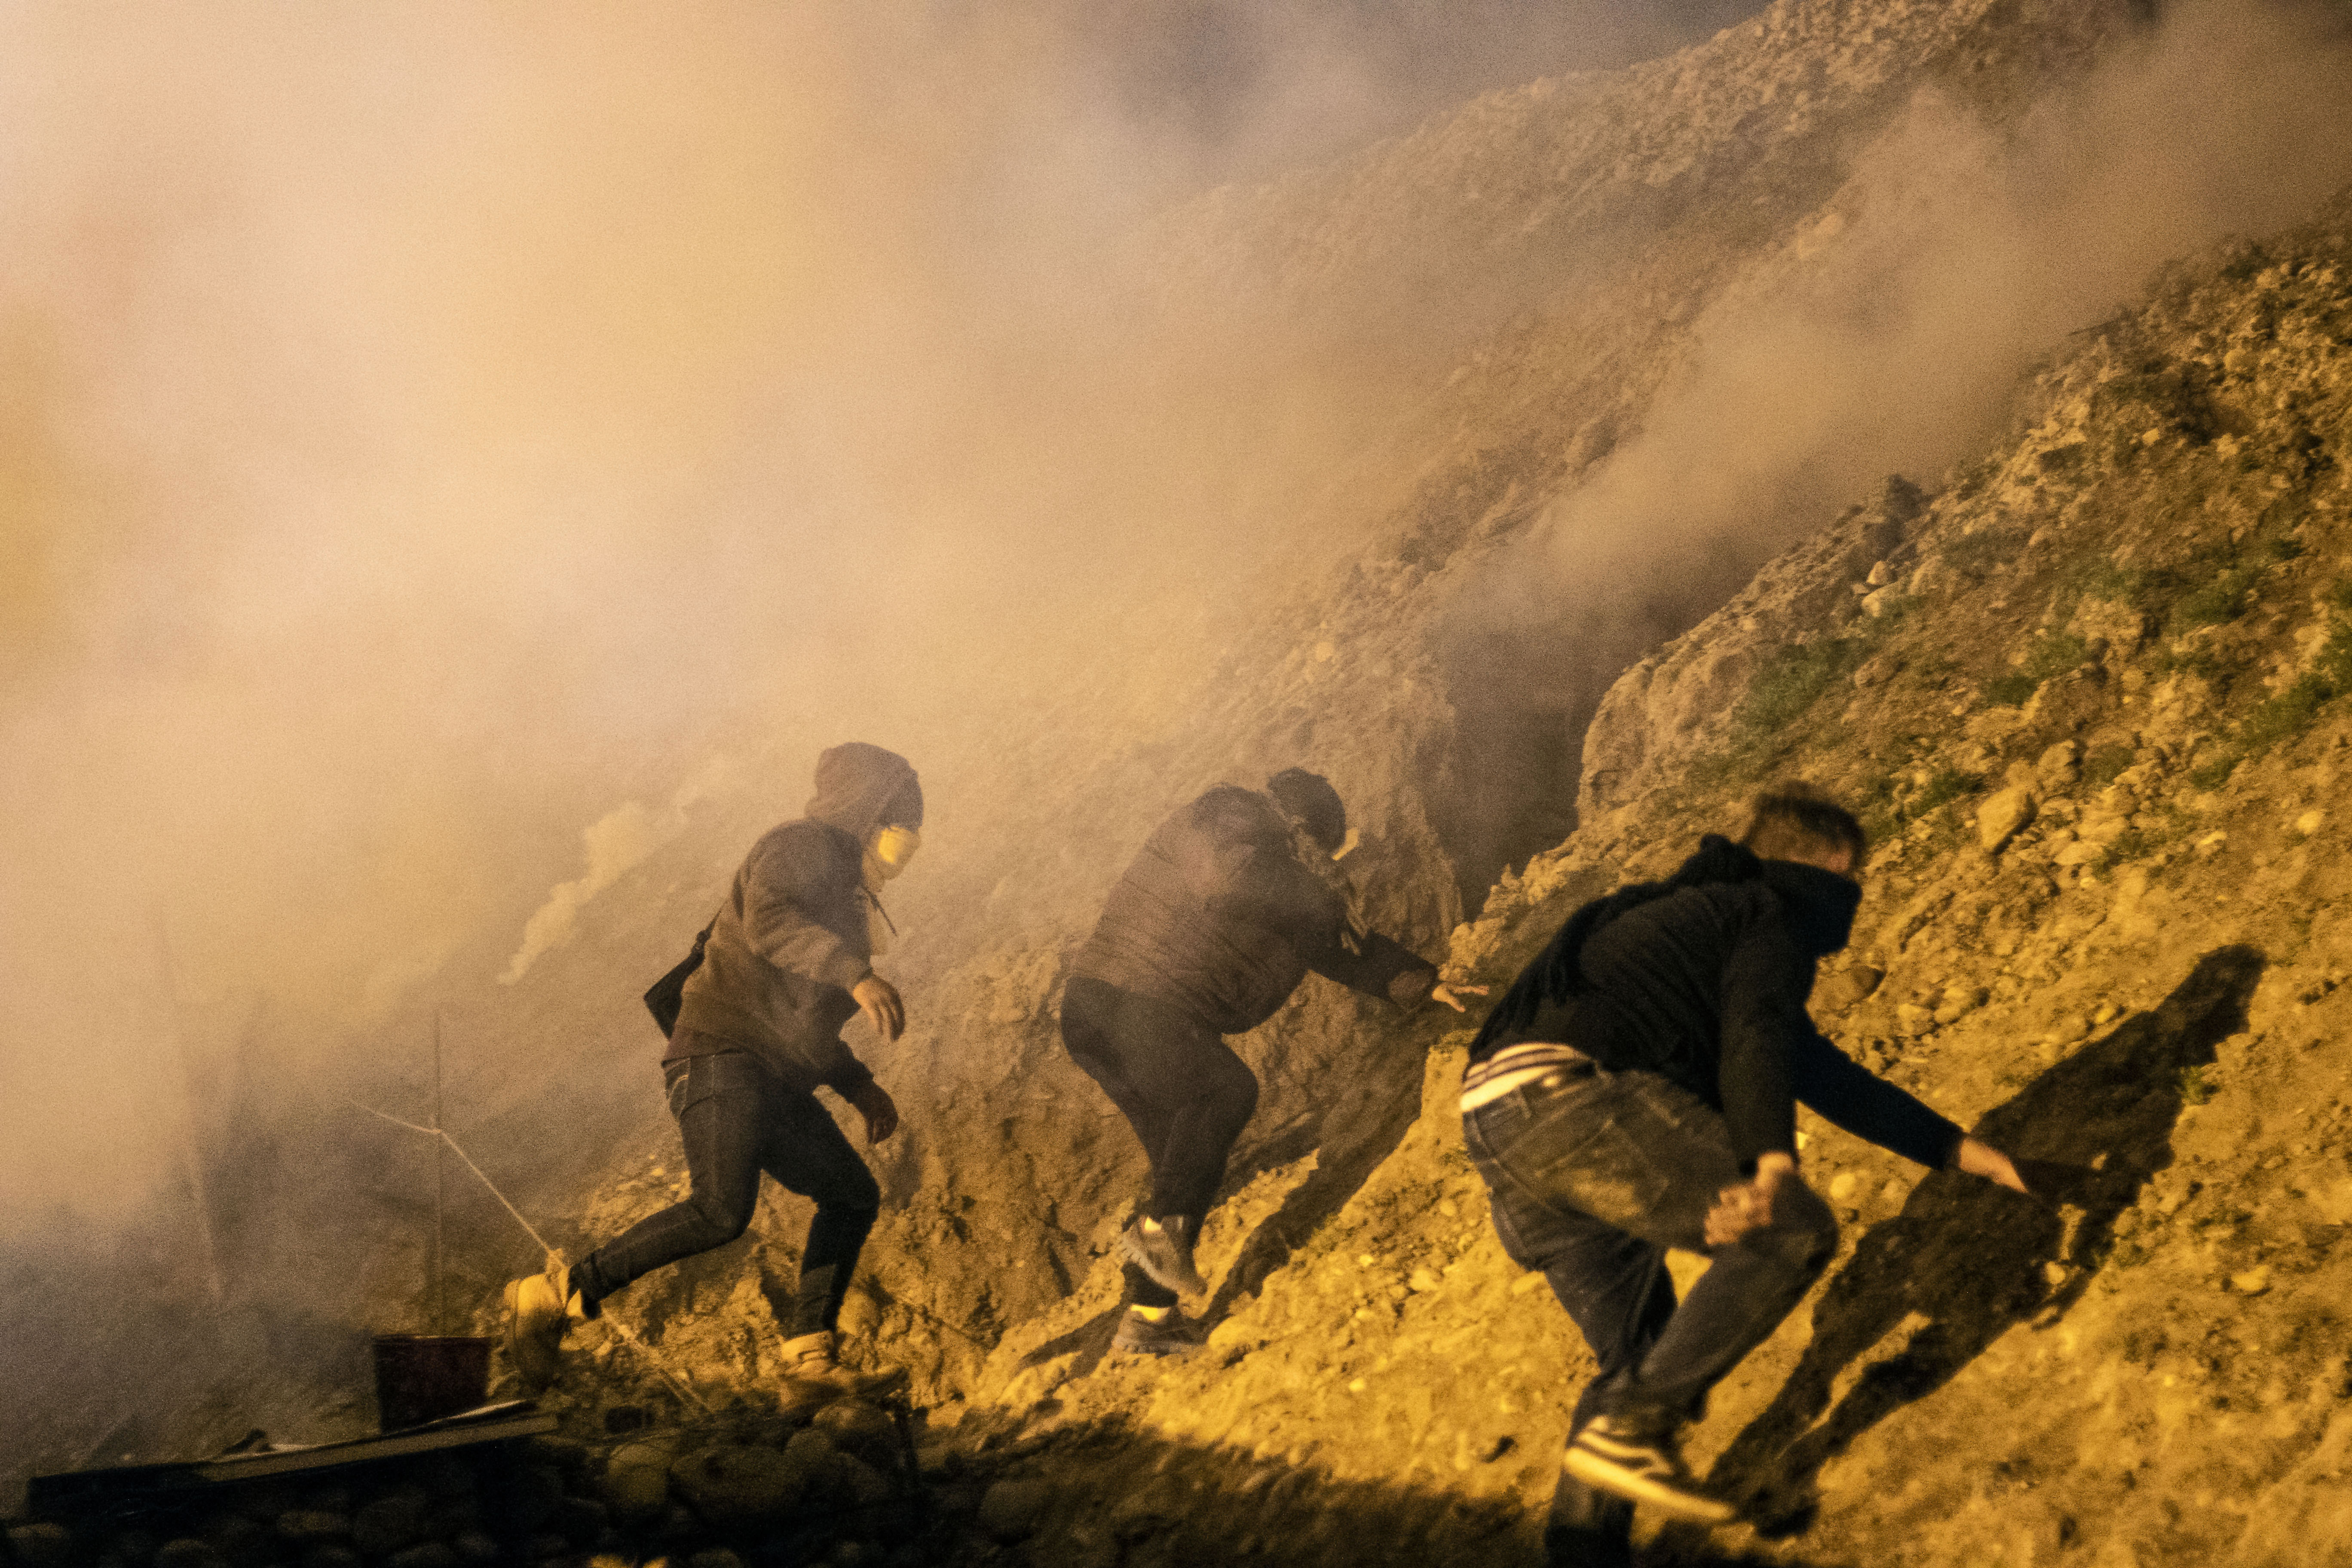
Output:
(1430, 980), (1489, 1012)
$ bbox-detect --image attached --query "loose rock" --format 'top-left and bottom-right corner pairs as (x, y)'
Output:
(978, 1479), (1053, 1543)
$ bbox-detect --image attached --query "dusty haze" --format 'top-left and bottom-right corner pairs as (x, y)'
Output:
(5, 0), (1723, 1224)
(6, 0), (2352, 1506)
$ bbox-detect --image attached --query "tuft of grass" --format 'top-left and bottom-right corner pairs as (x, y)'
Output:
(2153, 643), (2229, 686)
(2227, 612), (2352, 760)
(2083, 743), (2137, 787)
(2172, 562), (2264, 631)
(1987, 630), (2091, 707)
(2095, 824), (2150, 871)
(1944, 530), (2024, 582)
(1733, 637), (1864, 738)
(2180, 1065), (2215, 1106)
(2188, 750), (2242, 790)
(2071, 559), (2151, 604)
(1908, 768), (1984, 821)
(2240, 676), (2332, 752)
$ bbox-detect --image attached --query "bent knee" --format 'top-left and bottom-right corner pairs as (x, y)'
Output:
(688, 1190), (760, 1246)
(1211, 1057), (1260, 1115)
(818, 1168), (882, 1217)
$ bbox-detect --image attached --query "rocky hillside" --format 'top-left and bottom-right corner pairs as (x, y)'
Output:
(412, 0), (2187, 1421)
(886, 200), (2352, 1565)
(15, 2), (2352, 1565)
(365, 129), (2352, 1568)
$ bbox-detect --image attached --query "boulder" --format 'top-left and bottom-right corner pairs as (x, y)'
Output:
(670, 1446), (811, 1531)
(350, 1495), (429, 1559)
(600, 1442), (676, 1528)
(1815, 965), (1883, 1012)
(7, 1525), (76, 1568)
(484, 1466), (564, 1537)
(1977, 784), (2036, 852)
(977, 1479), (1054, 1543)
(276, 1515), (351, 1547)
(812, 1402), (900, 1467)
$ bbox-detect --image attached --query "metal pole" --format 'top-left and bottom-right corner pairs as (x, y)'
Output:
(433, 1012), (447, 1336)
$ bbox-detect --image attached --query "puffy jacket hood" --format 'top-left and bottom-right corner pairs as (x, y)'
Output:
(805, 742), (922, 840)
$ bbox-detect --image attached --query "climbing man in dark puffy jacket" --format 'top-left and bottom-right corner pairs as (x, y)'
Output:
(1064, 767), (1484, 1357)
(1462, 784), (2029, 1560)
(504, 741), (922, 1409)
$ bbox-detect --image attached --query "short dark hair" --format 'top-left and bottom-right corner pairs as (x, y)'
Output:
(1739, 781), (1866, 867)
(1266, 768), (1347, 850)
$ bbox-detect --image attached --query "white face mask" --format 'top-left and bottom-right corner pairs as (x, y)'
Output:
(870, 824), (921, 878)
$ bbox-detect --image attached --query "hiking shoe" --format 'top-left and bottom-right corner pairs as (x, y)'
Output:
(502, 1262), (583, 1392)
(779, 1330), (910, 1411)
(1562, 1415), (1736, 1525)
(1110, 1307), (1203, 1357)
(1119, 1215), (1207, 1296)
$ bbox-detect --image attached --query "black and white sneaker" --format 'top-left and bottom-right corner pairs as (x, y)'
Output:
(1119, 1215), (1207, 1295)
(1110, 1306), (1204, 1357)
(1563, 1415), (1736, 1525)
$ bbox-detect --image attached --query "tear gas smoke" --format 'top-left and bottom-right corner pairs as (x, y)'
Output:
(5, 0), (2349, 1501)
(0, 0), (1761, 1487)
(1462, 0), (2352, 784)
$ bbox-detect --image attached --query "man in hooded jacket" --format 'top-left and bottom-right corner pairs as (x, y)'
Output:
(1063, 767), (1482, 1355)
(1461, 784), (2030, 1562)
(504, 741), (922, 1406)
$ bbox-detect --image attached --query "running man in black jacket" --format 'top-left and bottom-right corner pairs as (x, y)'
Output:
(1462, 786), (2026, 1559)
(504, 742), (921, 1408)
(1065, 769), (1482, 1355)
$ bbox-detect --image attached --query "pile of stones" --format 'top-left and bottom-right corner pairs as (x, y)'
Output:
(0, 1398), (1044, 1568)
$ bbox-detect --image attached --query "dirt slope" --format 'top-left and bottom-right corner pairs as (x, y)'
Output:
(890, 202), (2352, 1566)
(411, 0), (2171, 1421)
(18, 0), (2345, 1559)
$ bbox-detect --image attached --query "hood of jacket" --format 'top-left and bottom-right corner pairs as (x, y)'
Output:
(805, 742), (922, 842)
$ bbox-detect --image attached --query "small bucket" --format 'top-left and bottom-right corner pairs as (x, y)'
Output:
(372, 1335), (492, 1432)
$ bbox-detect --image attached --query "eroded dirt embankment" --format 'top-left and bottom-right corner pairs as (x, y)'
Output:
(352, 195), (2352, 1568)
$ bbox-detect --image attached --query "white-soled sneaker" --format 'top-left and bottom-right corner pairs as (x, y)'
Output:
(1562, 1415), (1736, 1525)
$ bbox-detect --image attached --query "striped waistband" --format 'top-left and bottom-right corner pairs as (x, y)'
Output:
(1459, 1042), (1593, 1112)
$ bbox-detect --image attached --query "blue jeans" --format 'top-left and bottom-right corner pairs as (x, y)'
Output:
(574, 1043), (881, 1337)
(1464, 1058), (1836, 1563)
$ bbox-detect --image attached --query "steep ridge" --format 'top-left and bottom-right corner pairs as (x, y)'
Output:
(427, 0), (2186, 1429)
(13, 0), (2343, 1550)
(909, 202), (2352, 1566)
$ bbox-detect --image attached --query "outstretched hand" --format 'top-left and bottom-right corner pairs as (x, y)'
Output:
(1705, 1150), (1799, 1247)
(848, 1081), (900, 1145)
(1956, 1136), (2029, 1194)
(1430, 982), (1488, 1013)
(852, 974), (905, 1041)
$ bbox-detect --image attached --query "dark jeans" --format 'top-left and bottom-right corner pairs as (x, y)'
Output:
(574, 1045), (881, 1338)
(1465, 1058), (1836, 1565)
(1061, 975), (1259, 1308)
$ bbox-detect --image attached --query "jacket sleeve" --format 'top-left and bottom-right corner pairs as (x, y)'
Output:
(741, 831), (871, 993)
(1790, 1030), (1964, 1170)
(1304, 928), (1438, 1006)
(816, 1050), (877, 1099)
(1715, 906), (1807, 1172)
